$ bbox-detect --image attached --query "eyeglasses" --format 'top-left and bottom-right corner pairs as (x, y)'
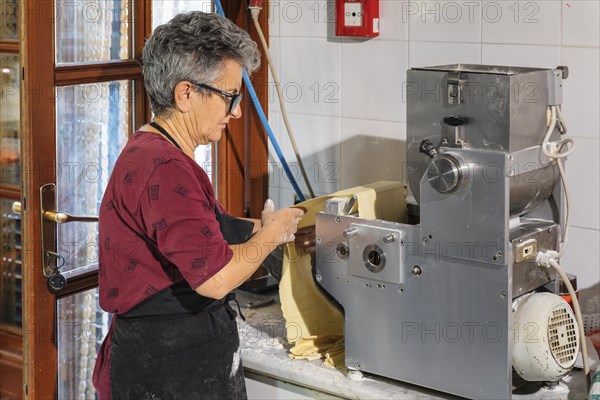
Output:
(189, 80), (243, 114)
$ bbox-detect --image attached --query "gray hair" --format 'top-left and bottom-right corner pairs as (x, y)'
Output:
(142, 11), (260, 117)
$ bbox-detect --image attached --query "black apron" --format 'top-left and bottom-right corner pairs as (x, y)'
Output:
(110, 208), (255, 400)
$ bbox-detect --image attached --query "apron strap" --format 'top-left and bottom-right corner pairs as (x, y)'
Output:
(224, 292), (246, 321)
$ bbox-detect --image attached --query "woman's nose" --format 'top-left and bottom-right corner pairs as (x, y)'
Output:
(229, 103), (242, 119)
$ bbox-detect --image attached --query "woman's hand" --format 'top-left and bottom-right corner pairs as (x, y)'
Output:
(260, 199), (304, 245)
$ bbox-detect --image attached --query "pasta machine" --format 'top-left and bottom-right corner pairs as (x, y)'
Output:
(315, 64), (581, 399)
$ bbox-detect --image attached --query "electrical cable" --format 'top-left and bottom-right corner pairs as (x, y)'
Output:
(537, 106), (590, 389)
(213, 0), (306, 202)
(556, 105), (567, 135)
(543, 106), (575, 161)
(542, 106), (575, 256)
(249, 6), (316, 199)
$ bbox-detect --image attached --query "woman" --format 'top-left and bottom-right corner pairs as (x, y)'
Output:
(93, 11), (303, 399)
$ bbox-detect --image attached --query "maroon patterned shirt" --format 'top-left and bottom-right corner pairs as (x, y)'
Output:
(94, 130), (234, 398)
(98, 130), (233, 314)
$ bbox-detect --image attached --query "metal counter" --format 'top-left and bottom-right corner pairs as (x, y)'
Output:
(234, 290), (590, 400)
(235, 289), (457, 400)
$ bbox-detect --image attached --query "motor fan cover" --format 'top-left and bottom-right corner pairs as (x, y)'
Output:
(512, 292), (579, 381)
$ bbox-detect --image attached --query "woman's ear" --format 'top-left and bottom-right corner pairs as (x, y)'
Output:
(173, 81), (195, 113)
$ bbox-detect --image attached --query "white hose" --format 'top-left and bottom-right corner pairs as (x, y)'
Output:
(250, 8), (316, 199)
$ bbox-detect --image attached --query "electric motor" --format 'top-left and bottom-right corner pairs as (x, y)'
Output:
(511, 293), (580, 382)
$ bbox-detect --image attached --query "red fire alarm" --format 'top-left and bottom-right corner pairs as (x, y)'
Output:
(335, 0), (379, 37)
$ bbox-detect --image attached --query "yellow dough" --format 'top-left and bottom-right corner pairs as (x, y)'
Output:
(279, 182), (407, 368)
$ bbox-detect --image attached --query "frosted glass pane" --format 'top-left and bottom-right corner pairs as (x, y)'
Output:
(195, 144), (214, 184)
(0, 53), (20, 185)
(152, 0), (212, 27)
(0, 0), (17, 39)
(0, 197), (22, 328)
(57, 287), (110, 400)
(55, 81), (130, 272)
(55, 0), (131, 64)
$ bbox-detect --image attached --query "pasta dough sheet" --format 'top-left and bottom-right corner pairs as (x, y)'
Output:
(279, 181), (407, 368)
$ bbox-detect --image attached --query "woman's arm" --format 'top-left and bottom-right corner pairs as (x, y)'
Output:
(195, 203), (302, 299)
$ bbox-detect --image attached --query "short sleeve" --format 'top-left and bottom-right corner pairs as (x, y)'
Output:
(138, 160), (233, 289)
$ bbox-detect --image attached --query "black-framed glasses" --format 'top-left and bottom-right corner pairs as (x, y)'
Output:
(189, 81), (243, 114)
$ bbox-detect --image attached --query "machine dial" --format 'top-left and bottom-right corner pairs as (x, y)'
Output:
(426, 154), (462, 194)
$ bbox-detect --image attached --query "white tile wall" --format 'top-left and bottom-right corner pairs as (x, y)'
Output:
(409, 1), (481, 43)
(379, 0), (409, 41)
(266, 36), (281, 114)
(341, 40), (408, 122)
(340, 119), (407, 188)
(268, 0), (281, 37)
(481, 0), (561, 45)
(265, 0), (600, 287)
(561, 0), (600, 47)
(565, 137), (600, 231)
(278, 186), (298, 209)
(268, 184), (282, 209)
(481, 44), (560, 68)
(409, 42), (481, 68)
(561, 47), (600, 140)
(279, 37), (342, 116)
(561, 228), (600, 289)
(279, 0), (331, 38)
(276, 113), (342, 197)
(267, 111), (282, 189)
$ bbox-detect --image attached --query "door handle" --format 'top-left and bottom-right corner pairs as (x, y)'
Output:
(39, 183), (99, 280)
(43, 210), (98, 224)
(12, 201), (98, 224)
(14, 185), (100, 285)
(12, 201), (98, 223)
(14, 185), (100, 291)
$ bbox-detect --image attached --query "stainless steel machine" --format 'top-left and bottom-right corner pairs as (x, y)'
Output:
(315, 65), (580, 399)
